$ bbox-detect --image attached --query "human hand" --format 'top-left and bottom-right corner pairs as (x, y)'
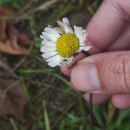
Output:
(61, 0), (130, 109)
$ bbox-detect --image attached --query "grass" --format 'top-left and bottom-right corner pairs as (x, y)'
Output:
(0, 0), (130, 130)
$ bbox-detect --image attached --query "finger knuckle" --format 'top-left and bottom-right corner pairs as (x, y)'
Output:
(110, 0), (130, 22)
(100, 54), (130, 93)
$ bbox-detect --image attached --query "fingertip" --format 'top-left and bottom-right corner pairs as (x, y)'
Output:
(71, 62), (100, 92)
(60, 66), (71, 76)
(112, 94), (130, 109)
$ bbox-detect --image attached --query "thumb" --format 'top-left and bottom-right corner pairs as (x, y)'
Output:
(71, 51), (130, 93)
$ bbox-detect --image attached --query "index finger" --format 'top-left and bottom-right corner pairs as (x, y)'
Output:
(87, 0), (130, 54)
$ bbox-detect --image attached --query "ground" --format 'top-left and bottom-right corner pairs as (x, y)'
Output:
(0, 0), (130, 130)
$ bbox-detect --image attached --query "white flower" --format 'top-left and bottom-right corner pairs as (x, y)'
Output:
(40, 17), (91, 67)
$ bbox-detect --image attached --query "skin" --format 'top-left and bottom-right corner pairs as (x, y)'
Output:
(61, 0), (130, 109)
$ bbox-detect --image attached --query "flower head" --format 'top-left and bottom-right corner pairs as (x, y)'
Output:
(40, 17), (91, 67)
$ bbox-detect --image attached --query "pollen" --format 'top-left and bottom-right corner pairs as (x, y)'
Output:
(56, 33), (79, 58)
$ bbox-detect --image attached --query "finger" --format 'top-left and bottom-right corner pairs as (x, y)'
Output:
(112, 94), (130, 109)
(61, 52), (86, 76)
(83, 93), (110, 104)
(87, 0), (130, 54)
(71, 51), (130, 93)
(108, 25), (130, 51)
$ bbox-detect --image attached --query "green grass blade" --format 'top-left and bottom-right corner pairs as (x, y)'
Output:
(43, 101), (51, 130)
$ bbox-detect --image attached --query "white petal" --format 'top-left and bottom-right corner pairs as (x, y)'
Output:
(40, 35), (44, 39)
(81, 32), (88, 45)
(76, 48), (83, 53)
(82, 46), (92, 51)
(64, 26), (74, 34)
(62, 17), (70, 25)
(74, 26), (82, 39)
(40, 46), (56, 52)
(60, 57), (73, 66)
(57, 20), (65, 29)
(42, 40), (56, 47)
(79, 47), (84, 49)
(57, 20), (73, 34)
(74, 25), (87, 45)
(77, 46), (92, 53)
(47, 55), (63, 67)
(48, 25), (53, 28)
(42, 32), (57, 42)
(42, 52), (57, 58)
(48, 58), (62, 67)
(44, 27), (60, 38)
(54, 27), (64, 34)
(46, 54), (60, 62)
(66, 57), (73, 64)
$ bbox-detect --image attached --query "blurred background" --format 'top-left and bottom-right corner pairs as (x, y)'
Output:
(0, 0), (130, 130)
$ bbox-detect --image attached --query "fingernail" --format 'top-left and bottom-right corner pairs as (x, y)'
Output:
(71, 63), (100, 92)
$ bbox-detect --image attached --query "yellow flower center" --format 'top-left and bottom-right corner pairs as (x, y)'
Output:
(56, 33), (79, 58)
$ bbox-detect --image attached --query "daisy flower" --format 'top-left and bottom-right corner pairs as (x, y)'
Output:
(40, 17), (91, 67)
